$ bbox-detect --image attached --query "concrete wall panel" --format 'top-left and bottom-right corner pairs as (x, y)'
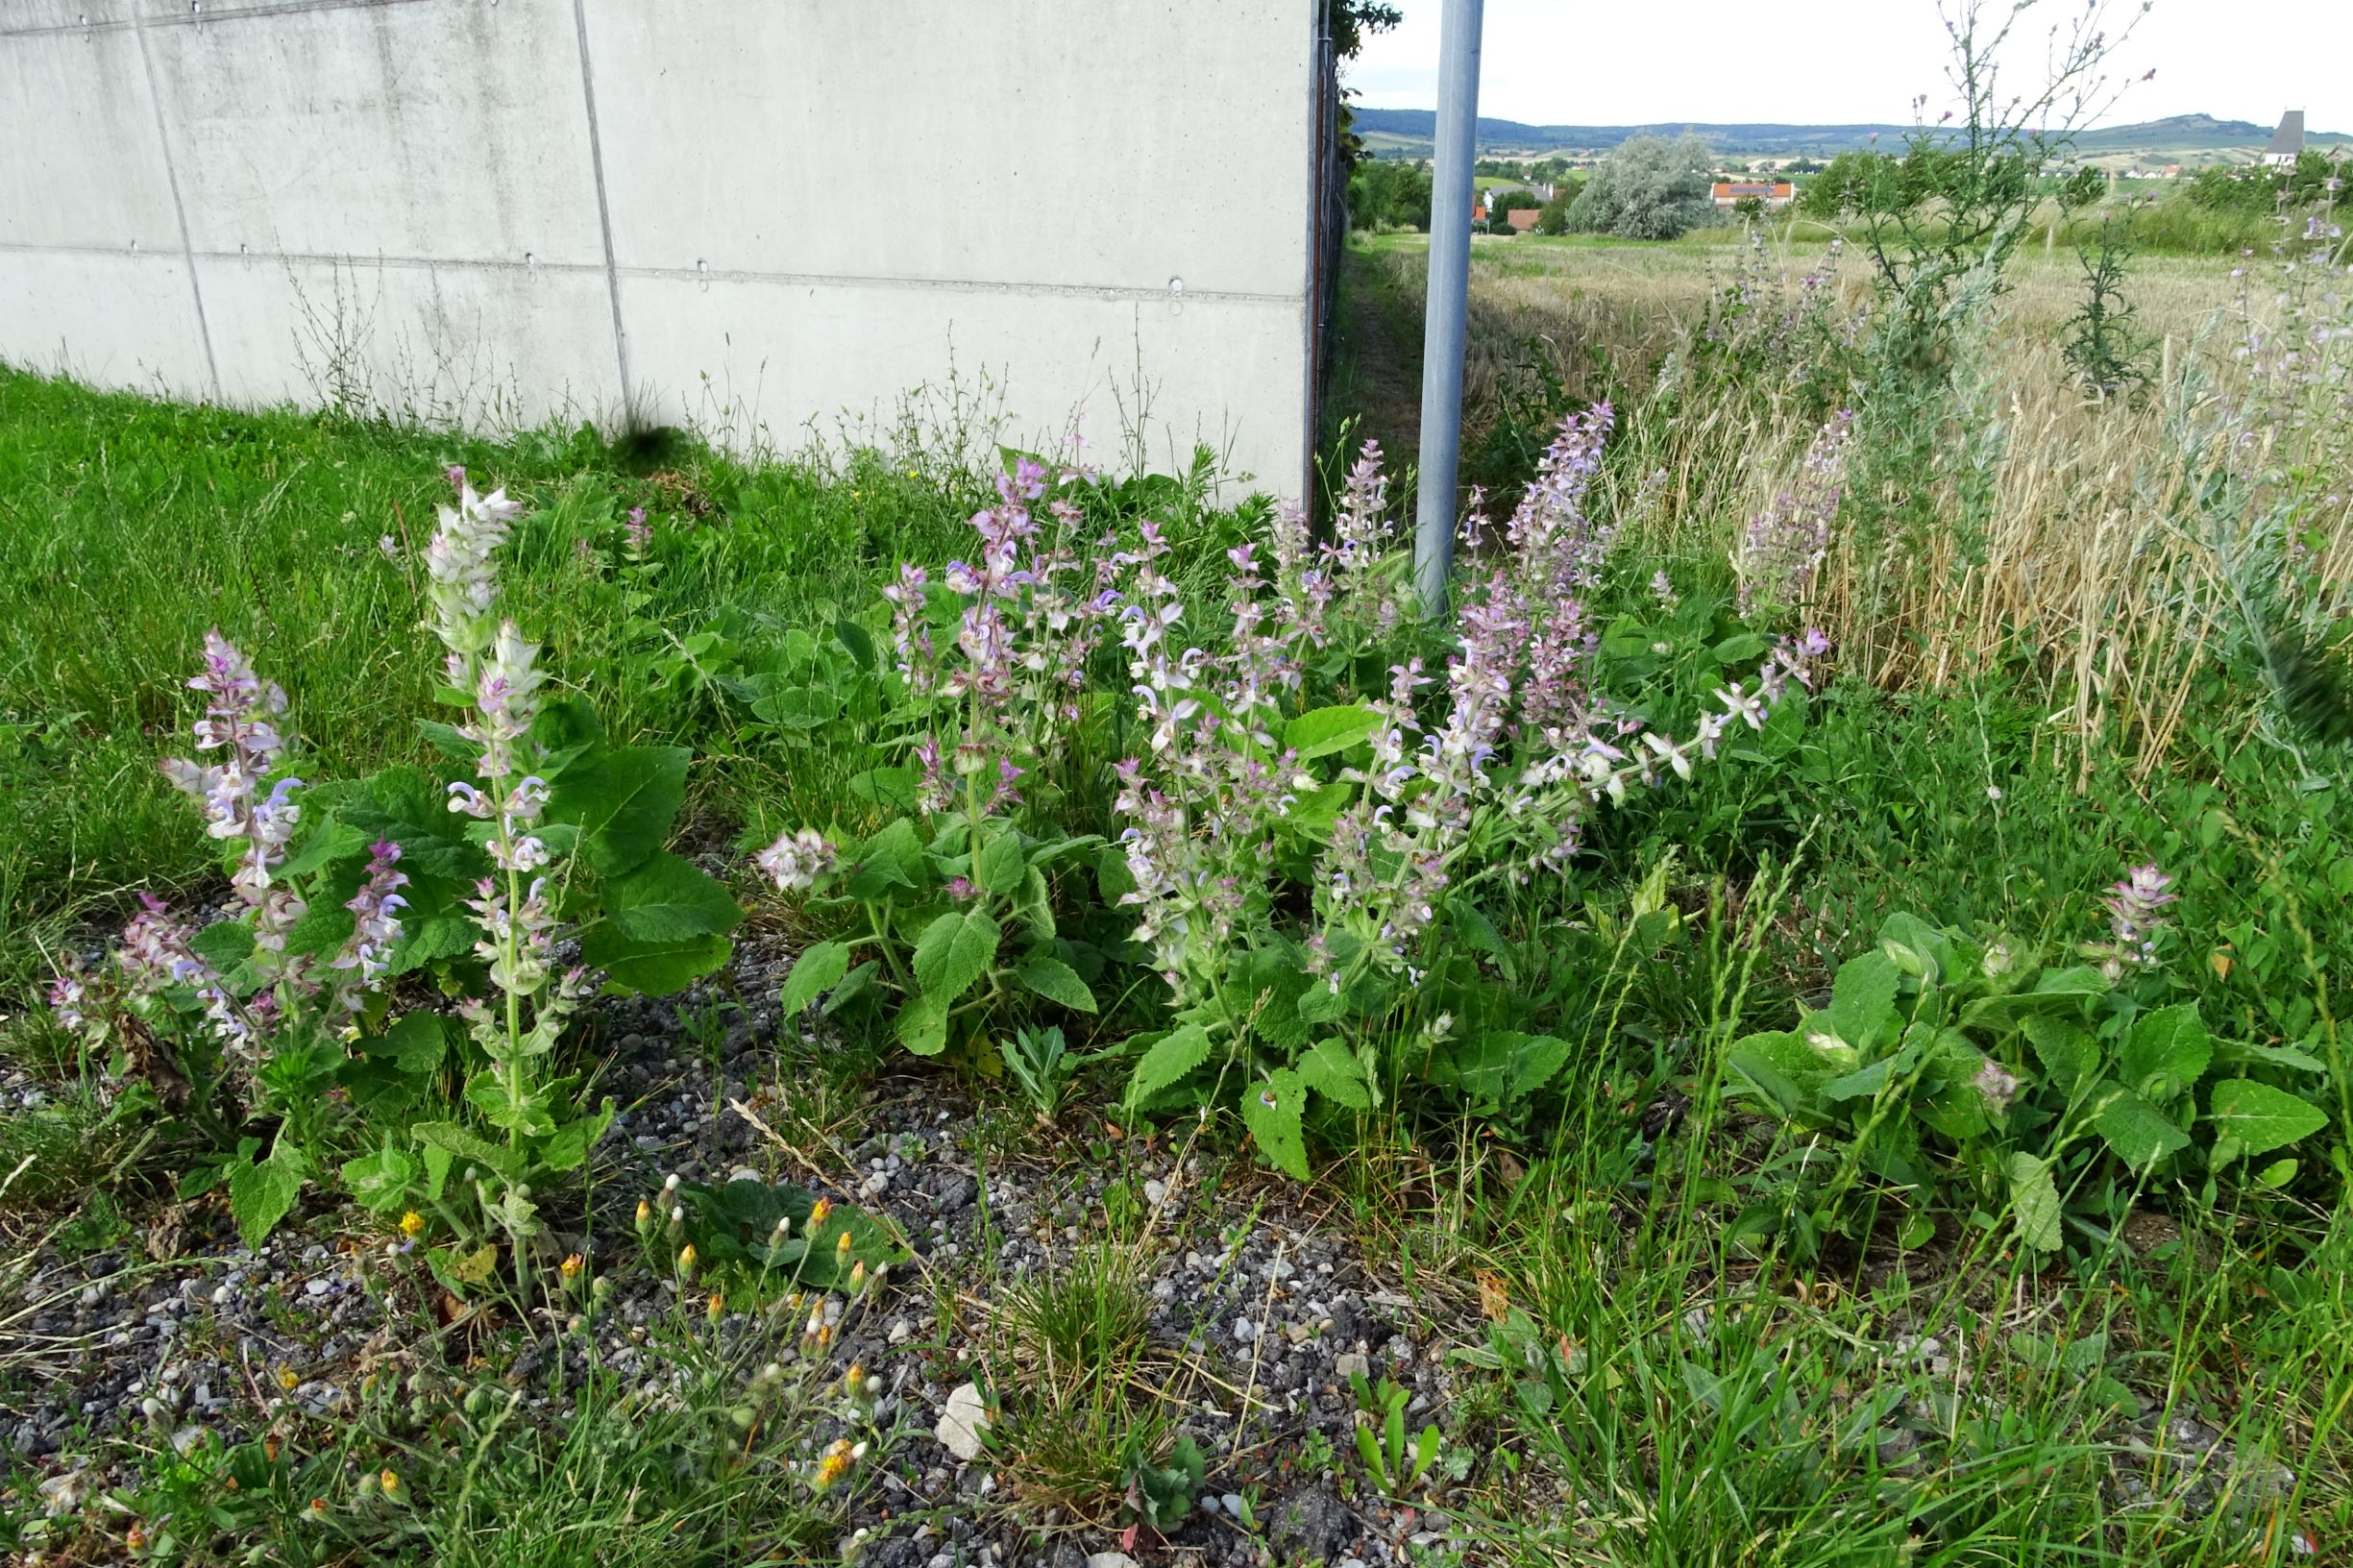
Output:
(619, 274), (1306, 488)
(0, 23), (182, 251)
(0, 249), (216, 397)
(199, 254), (625, 430)
(142, 0), (607, 267)
(581, 0), (1313, 299)
(0, 0), (1317, 497)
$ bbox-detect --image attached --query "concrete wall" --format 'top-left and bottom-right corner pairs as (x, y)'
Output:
(0, 0), (1319, 495)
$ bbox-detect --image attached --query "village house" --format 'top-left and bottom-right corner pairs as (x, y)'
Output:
(1710, 180), (1795, 210)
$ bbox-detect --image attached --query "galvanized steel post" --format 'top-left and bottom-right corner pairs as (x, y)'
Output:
(1412, 0), (1483, 618)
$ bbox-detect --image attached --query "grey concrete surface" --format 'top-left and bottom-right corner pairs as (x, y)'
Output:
(1, 0), (1316, 492)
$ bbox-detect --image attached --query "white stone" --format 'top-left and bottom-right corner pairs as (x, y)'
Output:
(934, 1381), (991, 1461)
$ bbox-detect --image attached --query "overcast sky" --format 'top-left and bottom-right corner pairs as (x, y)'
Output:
(1345, 1), (2351, 135)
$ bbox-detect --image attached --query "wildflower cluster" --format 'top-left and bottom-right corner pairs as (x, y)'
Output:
(426, 471), (594, 1158)
(50, 632), (408, 1099)
(1116, 412), (1824, 1011)
(879, 456), (1117, 821)
(2087, 862), (2176, 979)
(1734, 409), (1856, 618)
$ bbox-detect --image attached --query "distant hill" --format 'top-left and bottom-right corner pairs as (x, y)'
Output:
(1352, 108), (2352, 162)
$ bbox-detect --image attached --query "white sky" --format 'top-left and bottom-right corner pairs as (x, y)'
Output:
(1346, 1), (2351, 135)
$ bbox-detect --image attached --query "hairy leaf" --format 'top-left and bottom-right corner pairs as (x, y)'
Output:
(1242, 1068), (1311, 1179)
(1014, 955), (1096, 1014)
(778, 940), (852, 1015)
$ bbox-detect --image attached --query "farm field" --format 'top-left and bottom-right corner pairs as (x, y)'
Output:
(4, 208), (2353, 1568)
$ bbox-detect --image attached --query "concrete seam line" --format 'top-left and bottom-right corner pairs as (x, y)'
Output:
(0, 243), (1298, 306)
(569, 0), (633, 417)
(133, 12), (222, 403)
(2, 0), (433, 40)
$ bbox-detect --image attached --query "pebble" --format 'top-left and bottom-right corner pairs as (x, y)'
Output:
(1233, 1316), (1258, 1344)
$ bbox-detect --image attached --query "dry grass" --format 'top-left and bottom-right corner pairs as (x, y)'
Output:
(1357, 230), (2353, 776)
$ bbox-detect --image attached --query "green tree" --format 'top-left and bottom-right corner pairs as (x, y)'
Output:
(1347, 158), (1434, 232)
(1566, 134), (1715, 240)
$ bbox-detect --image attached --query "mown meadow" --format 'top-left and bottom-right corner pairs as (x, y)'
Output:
(5, 97), (2353, 1568)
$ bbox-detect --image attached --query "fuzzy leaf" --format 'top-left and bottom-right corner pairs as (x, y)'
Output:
(580, 851), (742, 994)
(2023, 1017), (2098, 1091)
(1014, 956), (1096, 1014)
(190, 920), (255, 971)
(339, 1140), (416, 1215)
(845, 818), (924, 899)
(1242, 1068), (1311, 1179)
(1298, 1038), (1371, 1109)
(2206, 1079), (2327, 1164)
(228, 1146), (307, 1250)
(779, 940), (852, 1015)
(365, 1011), (450, 1078)
(913, 910), (999, 1002)
(975, 831), (1027, 895)
(410, 1120), (527, 1183)
(895, 992), (951, 1056)
(1284, 703), (1381, 760)
(823, 960), (881, 1016)
(1828, 951), (1901, 1048)
(1127, 1024), (1213, 1108)
(549, 745), (689, 878)
(2119, 1004), (2211, 1101)
(2005, 1151), (2064, 1253)
(2093, 1085), (2192, 1170)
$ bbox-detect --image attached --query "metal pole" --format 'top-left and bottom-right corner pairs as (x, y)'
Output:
(1413, 0), (1483, 619)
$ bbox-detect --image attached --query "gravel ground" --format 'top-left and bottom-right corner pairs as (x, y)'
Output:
(2, 932), (1492, 1566)
(0, 931), (2313, 1563)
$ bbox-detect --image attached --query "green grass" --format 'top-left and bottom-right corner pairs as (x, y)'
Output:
(0, 369), (993, 1000)
(5, 269), (2352, 1568)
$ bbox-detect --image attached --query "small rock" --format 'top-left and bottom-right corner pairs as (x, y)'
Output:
(1142, 1179), (1168, 1206)
(1335, 1352), (1369, 1382)
(935, 1382), (991, 1460)
(1233, 1316), (1259, 1345)
(1086, 1556), (1141, 1568)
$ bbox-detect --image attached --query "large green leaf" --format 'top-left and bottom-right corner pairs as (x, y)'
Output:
(778, 940), (852, 1014)
(1014, 955), (1096, 1014)
(2093, 1085), (2192, 1170)
(228, 1145), (309, 1250)
(579, 850), (741, 994)
(913, 910), (999, 1001)
(1440, 1032), (1569, 1109)
(1827, 951), (1901, 1049)
(1127, 1023), (1213, 1108)
(845, 818), (924, 900)
(2119, 1005), (2211, 1101)
(975, 830), (1027, 895)
(365, 1011), (451, 1078)
(895, 992), (951, 1056)
(1298, 1038), (1371, 1110)
(549, 745), (689, 878)
(2206, 1079), (2327, 1164)
(2022, 1017), (2098, 1091)
(594, 850), (745, 943)
(1242, 1068), (1311, 1179)
(2005, 1152), (2063, 1253)
(1283, 704), (1381, 760)
(336, 764), (487, 885)
(1724, 1030), (1832, 1118)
